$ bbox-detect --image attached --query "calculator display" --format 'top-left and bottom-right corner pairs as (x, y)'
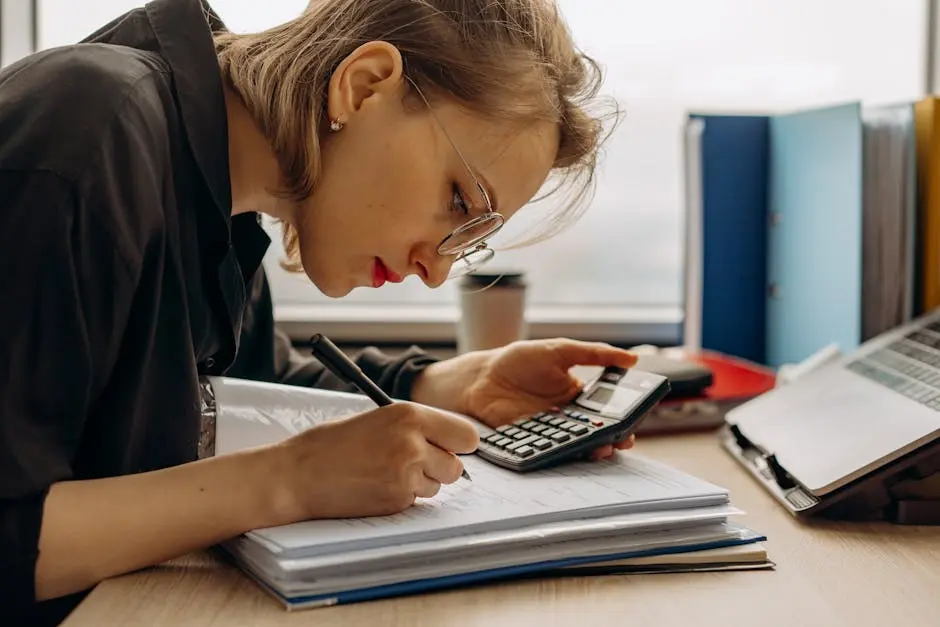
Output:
(576, 383), (643, 417)
(586, 386), (614, 405)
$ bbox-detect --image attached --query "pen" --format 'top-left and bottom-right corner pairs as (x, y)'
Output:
(308, 333), (472, 481)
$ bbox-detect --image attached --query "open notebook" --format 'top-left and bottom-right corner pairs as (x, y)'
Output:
(203, 376), (769, 609)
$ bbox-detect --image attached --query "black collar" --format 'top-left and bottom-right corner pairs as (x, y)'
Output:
(82, 0), (271, 277)
(145, 0), (232, 224)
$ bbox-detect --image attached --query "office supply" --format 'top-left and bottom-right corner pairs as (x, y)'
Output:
(474, 365), (671, 471)
(632, 351), (714, 398)
(684, 101), (917, 369)
(682, 114), (770, 365)
(242, 441), (730, 559)
(308, 333), (395, 405)
(859, 103), (917, 340)
(720, 308), (940, 524)
(232, 520), (763, 609)
(914, 96), (940, 313)
(765, 103), (864, 367)
(307, 333), (471, 481)
(64, 432), (940, 627)
(198, 376), (766, 610)
(632, 349), (776, 435)
(542, 541), (773, 577)
(241, 505), (742, 574)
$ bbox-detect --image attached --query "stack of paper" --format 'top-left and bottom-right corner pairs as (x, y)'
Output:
(204, 377), (770, 610)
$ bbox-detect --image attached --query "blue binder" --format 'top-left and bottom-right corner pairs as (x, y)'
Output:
(766, 103), (864, 366)
(688, 113), (770, 364)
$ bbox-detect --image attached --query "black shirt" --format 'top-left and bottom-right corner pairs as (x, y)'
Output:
(0, 0), (437, 623)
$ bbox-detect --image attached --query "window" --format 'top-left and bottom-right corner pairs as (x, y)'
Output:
(0, 0), (36, 66)
(24, 0), (931, 344)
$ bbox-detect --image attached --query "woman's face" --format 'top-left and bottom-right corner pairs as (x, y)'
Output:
(290, 47), (559, 297)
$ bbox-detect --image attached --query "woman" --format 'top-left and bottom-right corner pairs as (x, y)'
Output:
(0, 0), (639, 623)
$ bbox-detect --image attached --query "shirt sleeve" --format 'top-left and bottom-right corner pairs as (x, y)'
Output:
(226, 268), (441, 401)
(0, 171), (136, 609)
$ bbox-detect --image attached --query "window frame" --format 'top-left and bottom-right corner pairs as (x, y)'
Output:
(274, 303), (683, 346)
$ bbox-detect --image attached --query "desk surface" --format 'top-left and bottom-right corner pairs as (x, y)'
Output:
(63, 433), (940, 627)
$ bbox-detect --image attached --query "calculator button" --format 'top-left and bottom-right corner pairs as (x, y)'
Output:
(536, 414), (556, 424)
(503, 427), (521, 437)
(484, 433), (503, 444)
(520, 420), (540, 430)
(549, 417), (567, 426)
(515, 445), (535, 457)
(506, 436), (538, 451)
(568, 424), (590, 435)
(550, 431), (571, 443)
(533, 438), (552, 450)
(496, 425), (514, 434)
(530, 424), (548, 434)
(512, 430), (530, 440)
(541, 427), (558, 437)
(601, 370), (624, 383)
(495, 437), (513, 447)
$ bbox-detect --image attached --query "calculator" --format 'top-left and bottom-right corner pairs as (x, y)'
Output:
(474, 366), (671, 472)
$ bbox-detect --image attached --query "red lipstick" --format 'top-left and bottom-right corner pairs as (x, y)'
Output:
(372, 258), (403, 287)
(372, 258), (388, 288)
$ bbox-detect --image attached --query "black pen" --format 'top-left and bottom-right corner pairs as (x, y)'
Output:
(308, 333), (471, 481)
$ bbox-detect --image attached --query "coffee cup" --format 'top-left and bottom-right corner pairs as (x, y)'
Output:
(456, 271), (528, 354)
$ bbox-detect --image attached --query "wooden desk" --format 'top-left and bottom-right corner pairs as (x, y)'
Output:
(63, 433), (940, 627)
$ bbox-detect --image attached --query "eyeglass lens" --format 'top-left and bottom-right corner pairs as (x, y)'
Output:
(446, 247), (495, 279)
(438, 213), (503, 255)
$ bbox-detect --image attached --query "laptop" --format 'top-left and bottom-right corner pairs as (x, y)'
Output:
(720, 309), (940, 519)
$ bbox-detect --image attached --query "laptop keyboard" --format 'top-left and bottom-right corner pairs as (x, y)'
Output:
(847, 321), (940, 411)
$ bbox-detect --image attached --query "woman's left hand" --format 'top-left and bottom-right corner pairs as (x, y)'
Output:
(413, 338), (639, 461)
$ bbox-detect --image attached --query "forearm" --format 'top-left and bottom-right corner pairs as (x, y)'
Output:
(34, 446), (288, 601)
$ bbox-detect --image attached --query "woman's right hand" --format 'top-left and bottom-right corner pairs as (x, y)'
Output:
(269, 402), (480, 521)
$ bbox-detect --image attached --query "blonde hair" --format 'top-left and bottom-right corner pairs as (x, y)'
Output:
(214, 0), (618, 270)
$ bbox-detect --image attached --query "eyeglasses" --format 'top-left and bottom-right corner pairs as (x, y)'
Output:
(406, 77), (505, 280)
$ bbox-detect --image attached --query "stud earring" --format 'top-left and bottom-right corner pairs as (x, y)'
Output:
(330, 118), (344, 132)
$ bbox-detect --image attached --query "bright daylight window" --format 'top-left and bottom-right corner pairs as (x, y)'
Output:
(23, 0), (929, 344)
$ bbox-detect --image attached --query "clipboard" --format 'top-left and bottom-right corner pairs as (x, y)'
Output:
(718, 312), (940, 525)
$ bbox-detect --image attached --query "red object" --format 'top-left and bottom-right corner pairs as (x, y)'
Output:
(637, 350), (776, 435)
(689, 350), (776, 402)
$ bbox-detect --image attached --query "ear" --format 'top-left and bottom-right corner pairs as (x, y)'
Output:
(326, 41), (405, 126)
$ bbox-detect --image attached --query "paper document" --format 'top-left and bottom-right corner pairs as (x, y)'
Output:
(248, 453), (729, 558)
(210, 377), (377, 455)
(231, 522), (766, 610)
(233, 505), (739, 577)
(247, 522), (751, 597)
